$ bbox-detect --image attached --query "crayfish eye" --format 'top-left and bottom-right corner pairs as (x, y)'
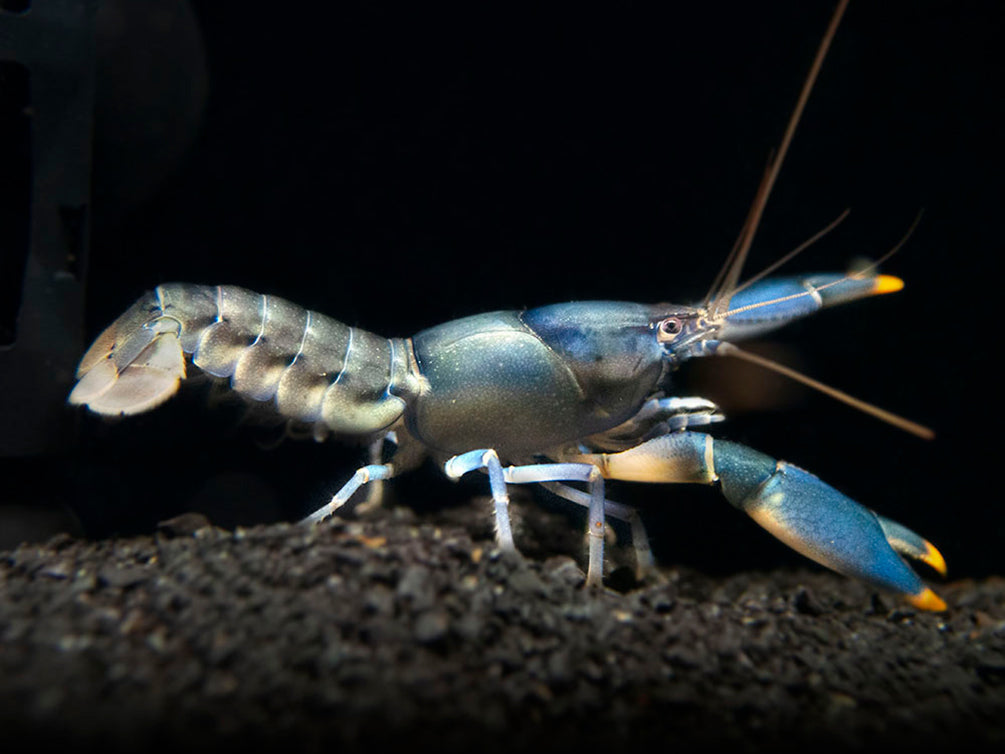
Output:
(660, 318), (681, 334)
(657, 317), (683, 341)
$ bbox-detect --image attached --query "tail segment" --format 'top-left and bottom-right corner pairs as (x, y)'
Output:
(68, 291), (186, 415)
(69, 284), (421, 436)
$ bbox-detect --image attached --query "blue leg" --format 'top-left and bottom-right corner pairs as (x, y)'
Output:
(444, 449), (517, 552)
(301, 463), (395, 524)
(540, 481), (656, 579)
(445, 451), (607, 586)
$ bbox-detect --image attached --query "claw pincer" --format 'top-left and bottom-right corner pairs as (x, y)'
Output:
(710, 273), (905, 343)
(574, 432), (946, 611)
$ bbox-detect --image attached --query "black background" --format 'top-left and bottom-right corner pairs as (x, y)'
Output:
(56, 1), (1002, 582)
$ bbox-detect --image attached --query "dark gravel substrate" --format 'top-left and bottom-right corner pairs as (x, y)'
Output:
(1, 498), (1002, 754)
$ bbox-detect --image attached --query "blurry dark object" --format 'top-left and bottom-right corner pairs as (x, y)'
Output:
(0, 0), (99, 457)
(92, 0), (207, 219)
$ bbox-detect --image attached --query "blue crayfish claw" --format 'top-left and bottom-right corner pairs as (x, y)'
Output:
(573, 431), (946, 611)
(712, 438), (947, 611)
(712, 271), (904, 344)
(656, 268), (904, 364)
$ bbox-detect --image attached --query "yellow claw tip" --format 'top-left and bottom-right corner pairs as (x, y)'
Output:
(922, 541), (948, 576)
(873, 274), (905, 294)
(907, 588), (947, 612)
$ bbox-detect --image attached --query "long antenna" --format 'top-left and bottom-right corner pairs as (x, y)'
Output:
(712, 213), (933, 439)
(700, 1), (933, 441)
(708, 0), (851, 313)
(714, 343), (935, 440)
(724, 208), (851, 303)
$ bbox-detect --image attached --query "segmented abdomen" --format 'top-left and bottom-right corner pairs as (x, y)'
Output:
(69, 283), (420, 436)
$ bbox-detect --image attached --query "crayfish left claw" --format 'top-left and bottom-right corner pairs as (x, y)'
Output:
(572, 432), (947, 610)
(712, 443), (947, 611)
(874, 512), (948, 577)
